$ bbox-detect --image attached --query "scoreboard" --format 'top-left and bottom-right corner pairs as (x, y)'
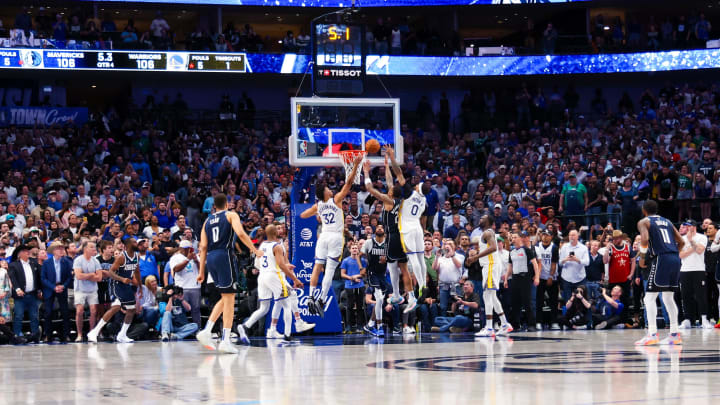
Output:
(312, 23), (365, 96)
(0, 49), (246, 72)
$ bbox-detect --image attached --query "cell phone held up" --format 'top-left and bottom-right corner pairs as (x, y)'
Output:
(569, 251), (575, 257)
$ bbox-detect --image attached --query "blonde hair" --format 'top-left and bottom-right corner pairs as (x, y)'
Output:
(144, 275), (157, 290)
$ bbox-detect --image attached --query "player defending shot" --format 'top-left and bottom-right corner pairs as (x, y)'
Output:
(301, 154), (363, 317)
(237, 224), (304, 343)
(362, 149), (418, 313)
(196, 193), (263, 354)
(472, 215), (513, 337)
(87, 238), (141, 343)
(635, 200), (684, 346)
(394, 152), (431, 312)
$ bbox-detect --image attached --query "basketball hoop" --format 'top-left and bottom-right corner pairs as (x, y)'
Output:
(338, 150), (367, 185)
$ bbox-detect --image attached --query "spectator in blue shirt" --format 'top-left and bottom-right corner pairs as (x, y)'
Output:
(593, 286), (625, 329)
(131, 155), (152, 184)
(341, 243), (366, 333)
(153, 202), (175, 229)
(424, 179), (439, 230)
(136, 239), (159, 282)
(443, 215), (464, 240)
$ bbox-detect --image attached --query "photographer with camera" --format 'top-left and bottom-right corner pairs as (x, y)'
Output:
(557, 285), (592, 329)
(592, 286), (625, 329)
(430, 280), (481, 333)
(432, 239), (463, 314)
(159, 285), (198, 341)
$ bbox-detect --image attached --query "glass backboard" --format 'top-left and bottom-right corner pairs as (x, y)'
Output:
(289, 97), (402, 167)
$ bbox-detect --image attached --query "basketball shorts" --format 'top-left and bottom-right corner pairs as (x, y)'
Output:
(400, 229), (424, 255)
(315, 231), (344, 264)
(110, 282), (136, 309)
(482, 260), (502, 291)
(646, 253), (681, 292)
(97, 280), (111, 304)
(258, 271), (290, 301)
(368, 272), (389, 295)
(207, 250), (238, 293)
(387, 233), (408, 263)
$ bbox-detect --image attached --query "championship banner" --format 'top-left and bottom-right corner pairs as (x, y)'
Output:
(267, 168), (342, 333)
(0, 107), (88, 127)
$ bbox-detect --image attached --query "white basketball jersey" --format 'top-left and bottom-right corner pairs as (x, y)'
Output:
(255, 241), (281, 274)
(400, 188), (426, 233)
(478, 228), (500, 267)
(317, 198), (344, 233)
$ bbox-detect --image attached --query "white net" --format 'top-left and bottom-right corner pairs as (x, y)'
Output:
(339, 150), (367, 185)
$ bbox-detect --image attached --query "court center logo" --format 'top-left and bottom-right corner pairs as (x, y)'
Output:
(369, 349), (720, 374)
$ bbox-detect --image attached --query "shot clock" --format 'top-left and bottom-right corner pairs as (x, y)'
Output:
(312, 23), (366, 96)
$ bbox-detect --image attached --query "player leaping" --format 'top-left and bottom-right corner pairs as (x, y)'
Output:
(196, 193), (263, 354)
(301, 154), (363, 317)
(635, 200), (684, 346)
(392, 149), (431, 313)
(362, 150), (418, 313)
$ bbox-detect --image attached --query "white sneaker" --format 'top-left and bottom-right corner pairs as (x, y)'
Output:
(161, 333), (170, 342)
(403, 296), (418, 313)
(550, 323), (561, 330)
(217, 340), (239, 354)
(266, 328), (283, 339)
(535, 323), (543, 331)
(197, 329), (216, 350)
(87, 331), (98, 343)
(75, 336), (83, 343)
(475, 327), (495, 337)
(702, 320), (715, 329)
(116, 335), (134, 343)
(294, 319), (315, 333)
(679, 319), (692, 329)
(402, 326), (415, 335)
(496, 324), (514, 336)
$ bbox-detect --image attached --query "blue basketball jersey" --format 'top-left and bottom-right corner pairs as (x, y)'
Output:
(648, 215), (678, 256)
(120, 251), (137, 278)
(205, 210), (236, 252)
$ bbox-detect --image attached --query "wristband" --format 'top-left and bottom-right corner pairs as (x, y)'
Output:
(364, 178), (372, 186)
(639, 246), (648, 254)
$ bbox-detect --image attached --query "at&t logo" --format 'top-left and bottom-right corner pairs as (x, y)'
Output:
(300, 227), (314, 247)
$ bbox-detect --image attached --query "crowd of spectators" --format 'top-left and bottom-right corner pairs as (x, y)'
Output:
(8, 6), (714, 56)
(1, 77), (720, 343)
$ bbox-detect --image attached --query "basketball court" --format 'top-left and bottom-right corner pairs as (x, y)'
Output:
(2, 330), (719, 404)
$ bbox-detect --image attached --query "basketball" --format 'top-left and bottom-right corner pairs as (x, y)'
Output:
(366, 139), (381, 154)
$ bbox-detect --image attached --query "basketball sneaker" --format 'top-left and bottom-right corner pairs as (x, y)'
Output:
(86, 331), (98, 343)
(701, 320), (714, 329)
(266, 328), (283, 339)
(403, 296), (417, 313)
(197, 329), (217, 350)
(315, 297), (326, 318)
(659, 333), (682, 345)
(161, 333), (170, 342)
(218, 339), (239, 354)
(364, 324), (380, 336)
(678, 319), (692, 329)
(496, 324), (514, 336)
(388, 295), (404, 305)
(475, 328), (495, 338)
(634, 333), (659, 346)
(116, 335), (134, 343)
(295, 319), (315, 333)
(402, 326), (416, 335)
(235, 325), (250, 345)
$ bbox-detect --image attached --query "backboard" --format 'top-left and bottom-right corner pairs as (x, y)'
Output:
(289, 97), (402, 167)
